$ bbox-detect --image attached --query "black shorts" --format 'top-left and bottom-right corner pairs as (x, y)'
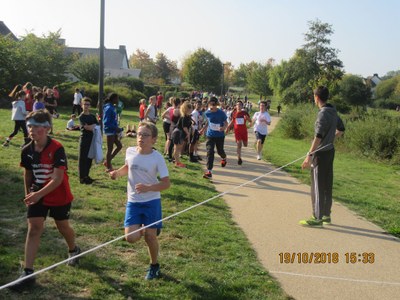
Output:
(163, 122), (171, 135)
(27, 202), (72, 220)
(255, 131), (267, 144)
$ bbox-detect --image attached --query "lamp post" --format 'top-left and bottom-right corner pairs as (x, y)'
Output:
(98, 0), (105, 132)
(220, 63), (225, 97)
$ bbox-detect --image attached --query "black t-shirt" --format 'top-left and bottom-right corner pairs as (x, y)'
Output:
(177, 115), (192, 138)
(79, 113), (98, 138)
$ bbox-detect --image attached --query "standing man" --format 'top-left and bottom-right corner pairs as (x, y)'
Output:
(252, 101), (271, 160)
(72, 88), (83, 115)
(300, 86), (345, 226)
(226, 100), (251, 165)
(200, 97), (228, 179)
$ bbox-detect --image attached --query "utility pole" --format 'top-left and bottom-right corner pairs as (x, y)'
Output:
(220, 63), (225, 97)
(98, 0), (105, 132)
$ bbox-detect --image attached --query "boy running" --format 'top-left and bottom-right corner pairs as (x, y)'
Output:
(110, 122), (170, 280)
(252, 101), (271, 160)
(9, 110), (80, 291)
(226, 100), (251, 165)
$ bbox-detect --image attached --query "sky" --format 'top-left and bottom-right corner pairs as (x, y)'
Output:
(1, 0), (399, 77)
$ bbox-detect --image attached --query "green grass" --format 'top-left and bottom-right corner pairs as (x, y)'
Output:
(264, 125), (400, 237)
(0, 107), (288, 299)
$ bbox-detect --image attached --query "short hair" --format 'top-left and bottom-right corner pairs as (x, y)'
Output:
(105, 92), (118, 104)
(82, 97), (92, 104)
(314, 86), (329, 102)
(16, 90), (26, 99)
(138, 121), (158, 138)
(71, 114), (76, 118)
(26, 109), (52, 126)
(236, 100), (243, 106)
(259, 101), (267, 106)
(209, 96), (218, 105)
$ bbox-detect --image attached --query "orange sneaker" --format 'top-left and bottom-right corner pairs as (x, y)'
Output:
(175, 162), (186, 168)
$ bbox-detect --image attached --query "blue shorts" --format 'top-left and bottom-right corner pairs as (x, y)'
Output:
(124, 199), (162, 228)
(255, 131), (267, 144)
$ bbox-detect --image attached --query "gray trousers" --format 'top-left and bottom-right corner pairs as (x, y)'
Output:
(310, 148), (335, 219)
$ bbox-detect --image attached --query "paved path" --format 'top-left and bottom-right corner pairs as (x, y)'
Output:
(202, 116), (400, 300)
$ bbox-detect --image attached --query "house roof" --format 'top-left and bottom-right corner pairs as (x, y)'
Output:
(0, 21), (18, 41)
(66, 45), (130, 69)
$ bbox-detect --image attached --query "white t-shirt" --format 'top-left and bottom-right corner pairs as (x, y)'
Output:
(125, 147), (169, 203)
(191, 109), (202, 130)
(67, 119), (75, 129)
(252, 111), (271, 135)
(73, 92), (83, 105)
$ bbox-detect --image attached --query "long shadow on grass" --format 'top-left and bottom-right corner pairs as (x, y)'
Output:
(324, 224), (400, 242)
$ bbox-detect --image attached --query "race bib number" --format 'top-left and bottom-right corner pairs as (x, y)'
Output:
(236, 118), (244, 125)
(209, 122), (220, 131)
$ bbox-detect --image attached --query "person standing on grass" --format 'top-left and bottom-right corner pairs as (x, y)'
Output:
(145, 95), (157, 124)
(33, 92), (46, 111)
(103, 92), (123, 172)
(3, 90), (29, 148)
(189, 99), (204, 162)
(109, 121), (170, 280)
(72, 88), (83, 115)
(200, 97), (228, 179)
(226, 100), (251, 165)
(300, 86), (345, 227)
(9, 110), (80, 291)
(156, 91), (164, 117)
(79, 97), (99, 184)
(252, 101), (271, 160)
(139, 99), (147, 122)
(172, 101), (193, 168)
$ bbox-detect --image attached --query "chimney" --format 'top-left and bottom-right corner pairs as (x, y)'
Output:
(119, 45), (126, 53)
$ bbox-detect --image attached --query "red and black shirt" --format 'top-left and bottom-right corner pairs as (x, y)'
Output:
(20, 137), (73, 206)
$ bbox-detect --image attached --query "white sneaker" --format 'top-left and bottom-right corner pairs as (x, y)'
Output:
(257, 154), (261, 160)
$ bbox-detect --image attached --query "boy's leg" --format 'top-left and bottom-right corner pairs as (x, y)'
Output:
(55, 220), (76, 251)
(205, 137), (216, 170)
(215, 137), (226, 159)
(111, 137), (123, 159)
(25, 217), (45, 269)
(144, 229), (159, 265)
(125, 224), (142, 244)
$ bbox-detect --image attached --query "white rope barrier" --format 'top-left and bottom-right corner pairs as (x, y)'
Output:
(1, 144), (332, 290)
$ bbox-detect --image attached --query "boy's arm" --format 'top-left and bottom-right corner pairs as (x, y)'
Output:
(135, 176), (170, 194)
(24, 168), (64, 206)
(109, 164), (128, 180)
(23, 169), (34, 196)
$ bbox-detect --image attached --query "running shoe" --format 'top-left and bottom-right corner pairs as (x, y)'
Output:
(238, 158), (243, 165)
(145, 263), (161, 280)
(203, 171), (212, 179)
(221, 158), (227, 167)
(257, 154), (261, 160)
(66, 246), (81, 266)
(322, 216), (331, 225)
(299, 217), (323, 227)
(3, 141), (9, 147)
(8, 269), (35, 291)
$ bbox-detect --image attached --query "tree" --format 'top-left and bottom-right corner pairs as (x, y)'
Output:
(231, 63), (249, 87)
(0, 31), (72, 96)
(302, 19), (344, 89)
(375, 75), (400, 99)
(246, 63), (273, 99)
(129, 49), (156, 82)
(182, 48), (222, 91)
(269, 19), (343, 105)
(338, 74), (371, 107)
(154, 52), (179, 84)
(69, 54), (99, 84)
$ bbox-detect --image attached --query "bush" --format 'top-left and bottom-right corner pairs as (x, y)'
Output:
(279, 103), (317, 139)
(372, 98), (400, 110)
(345, 111), (400, 160)
(104, 77), (144, 92)
(143, 85), (159, 98)
(58, 81), (146, 108)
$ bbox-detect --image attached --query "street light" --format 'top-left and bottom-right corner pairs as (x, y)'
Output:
(220, 63), (225, 97)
